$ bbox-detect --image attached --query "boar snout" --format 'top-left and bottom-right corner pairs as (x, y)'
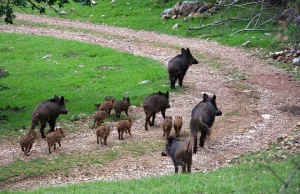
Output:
(216, 110), (222, 116)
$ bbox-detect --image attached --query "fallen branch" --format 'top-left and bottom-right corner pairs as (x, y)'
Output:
(279, 162), (300, 194)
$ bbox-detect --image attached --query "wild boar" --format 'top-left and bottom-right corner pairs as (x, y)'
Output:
(162, 116), (173, 138)
(46, 126), (65, 154)
(117, 117), (132, 140)
(168, 48), (198, 89)
(31, 95), (68, 138)
(143, 91), (170, 131)
(161, 136), (192, 173)
(190, 93), (222, 154)
(20, 129), (38, 156)
(114, 97), (131, 119)
(173, 116), (183, 137)
(96, 125), (110, 145)
(92, 110), (108, 129)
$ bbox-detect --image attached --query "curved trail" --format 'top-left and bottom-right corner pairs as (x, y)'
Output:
(0, 13), (299, 190)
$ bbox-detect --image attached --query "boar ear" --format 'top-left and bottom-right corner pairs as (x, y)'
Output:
(203, 93), (209, 101)
(186, 48), (190, 54)
(181, 48), (186, 54)
(166, 91), (169, 99)
(213, 95), (216, 101)
(59, 96), (65, 105)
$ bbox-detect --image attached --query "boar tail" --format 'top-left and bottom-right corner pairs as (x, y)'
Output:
(186, 141), (190, 152)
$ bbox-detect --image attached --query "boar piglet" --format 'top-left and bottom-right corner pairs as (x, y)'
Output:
(161, 136), (192, 173)
(114, 97), (131, 119)
(173, 116), (183, 137)
(168, 48), (198, 89)
(46, 126), (65, 154)
(96, 125), (110, 145)
(162, 116), (172, 138)
(190, 93), (222, 154)
(31, 95), (68, 138)
(92, 110), (108, 129)
(143, 91), (170, 131)
(99, 98), (115, 116)
(117, 117), (132, 140)
(20, 129), (38, 156)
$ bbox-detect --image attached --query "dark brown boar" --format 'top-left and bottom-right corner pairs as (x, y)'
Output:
(168, 48), (198, 89)
(113, 97), (131, 119)
(19, 129), (38, 156)
(96, 125), (111, 145)
(162, 116), (173, 138)
(161, 136), (192, 173)
(173, 116), (183, 137)
(92, 110), (108, 129)
(143, 91), (170, 131)
(46, 126), (65, 154)
(117, 117), (132, 140)
(31, 95), (68, 138)
(190, 93), (222, 154)
(99, 98), (114, 116)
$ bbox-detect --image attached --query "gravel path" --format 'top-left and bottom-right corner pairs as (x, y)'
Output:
(0, 13), (299, 190)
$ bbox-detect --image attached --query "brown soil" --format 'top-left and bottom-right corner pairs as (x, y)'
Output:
(0, 13), (299, 190)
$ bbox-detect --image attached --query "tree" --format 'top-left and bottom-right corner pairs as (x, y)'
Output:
(0, 0), (91, 24)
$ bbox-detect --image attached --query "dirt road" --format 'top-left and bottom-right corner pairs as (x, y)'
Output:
(0, 13), (299, 190)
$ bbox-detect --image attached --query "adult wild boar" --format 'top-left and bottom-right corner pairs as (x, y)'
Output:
(31, 95), (68, 138)
(161, 136), (192, 173)
(143, 91), (170, 131)
(190, 93), (222, 154)
(168, 48), (198, 89)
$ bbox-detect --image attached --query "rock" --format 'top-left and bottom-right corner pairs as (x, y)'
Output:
(264, 33), (271, 36)
(0, 68), (8, 77)
(59, 10), (67, 15)
(138, 80), (149, 85)
(261, 114), (272, 120)
(241, 41), (250, 46)
(91, 0), (97, 5)
(172, 23), (179, 29)
(292, 57), (300, 66)
(42, 55), (51, 59)
(297, 122), (300, 127)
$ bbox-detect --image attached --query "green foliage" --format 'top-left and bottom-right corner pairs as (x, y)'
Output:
(0, 0), (92, 24)
(0, 33), (168, 135)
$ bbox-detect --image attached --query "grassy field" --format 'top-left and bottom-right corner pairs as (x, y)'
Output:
(12, 0), (282, 50)
(2, 153), (299, 193)
(0, 33), (168, 137)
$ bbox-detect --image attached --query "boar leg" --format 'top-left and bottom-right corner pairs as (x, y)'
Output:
(187, 162), (192, 173)
(97, 136), (100, 144)
(193, 132), (198, 154)
(161, 110), (166, 120)
(145, 115), (151, 131)
(40, 122), (47, 138)
(199, 124), (209, 147)
(169, 74), (176, 89)
(182, 165), (186, 173)
(48, 120), (56, 136)
(104, 137), (107, 145)
(174, 166), (179, 173)
(150, 114), (156, 126)
(178, 73), (185, 87)
(125, 109), (129, 116)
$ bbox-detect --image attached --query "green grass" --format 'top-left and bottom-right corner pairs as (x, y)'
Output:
(0, 33), (168, 136)
(2, 154), (299, 194)
(12, 0), (280, 49)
